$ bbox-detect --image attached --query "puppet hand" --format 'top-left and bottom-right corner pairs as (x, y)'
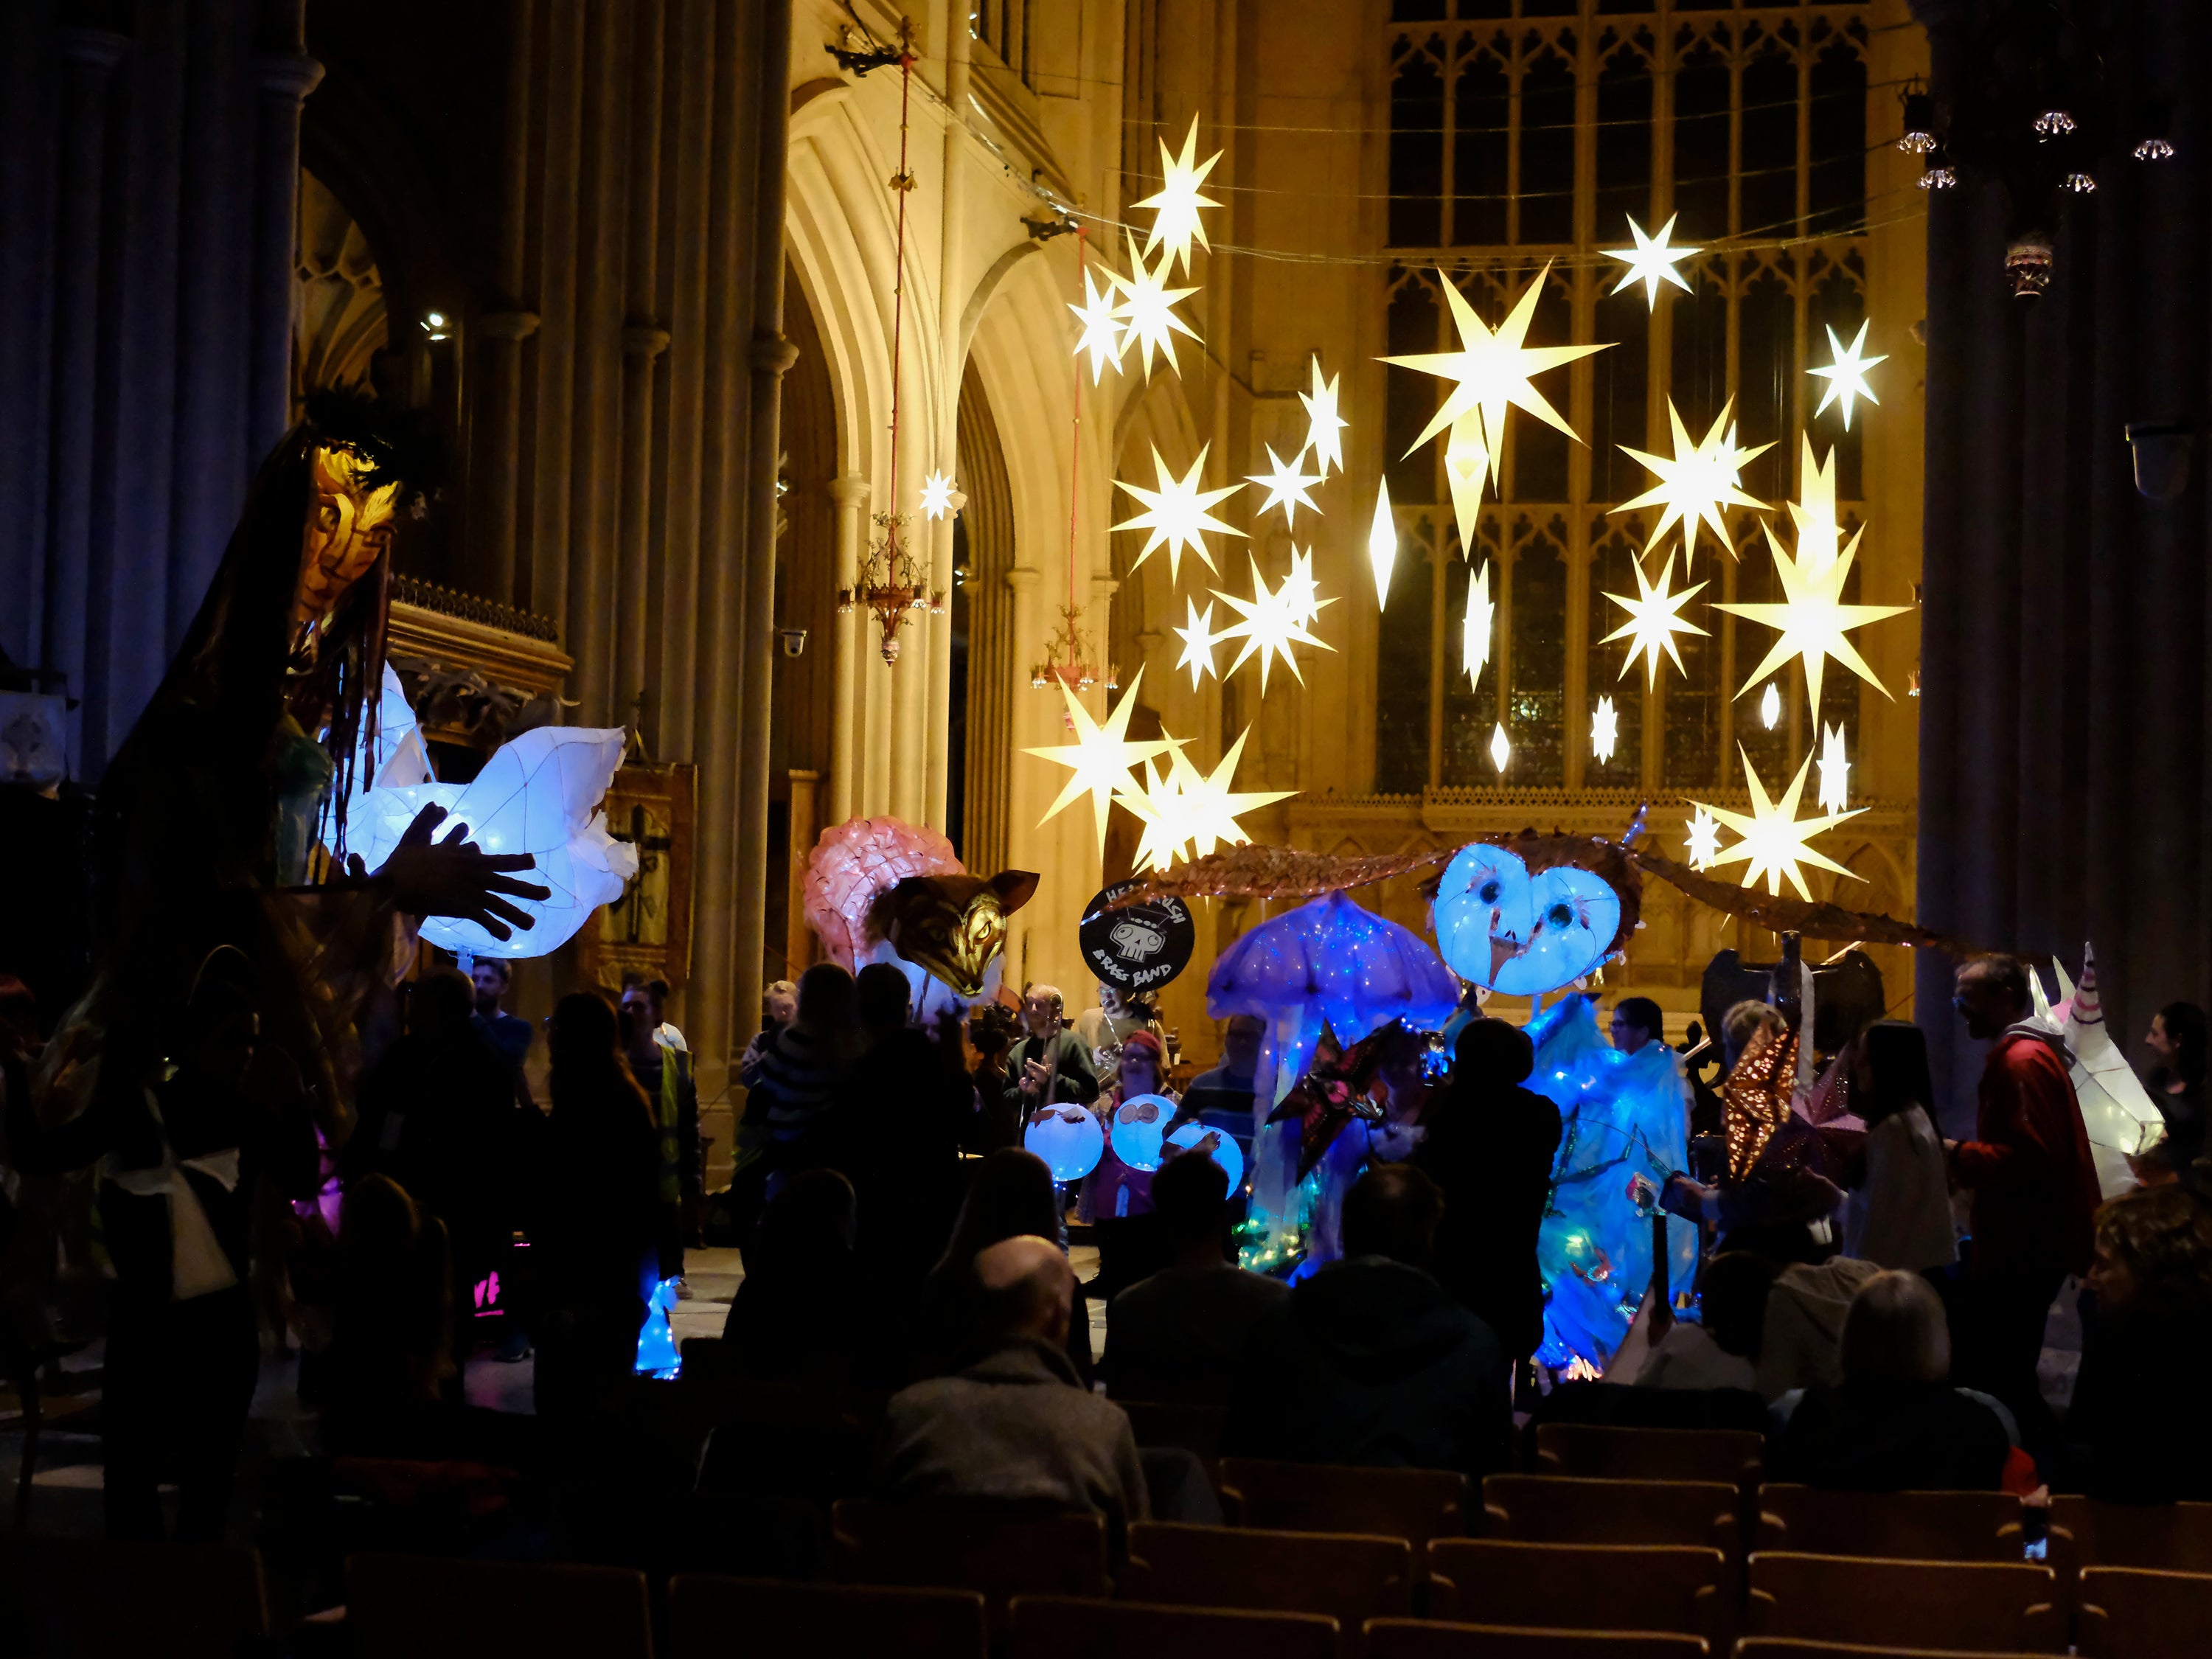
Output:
(380, 803), (552, 941)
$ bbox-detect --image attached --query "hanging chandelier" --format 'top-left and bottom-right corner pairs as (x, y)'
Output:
(1030, 600), (1117, 697)
(838, 510), (943, 664)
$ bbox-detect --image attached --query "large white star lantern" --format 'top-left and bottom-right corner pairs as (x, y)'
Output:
(1114, 727), (1294, 874)
(1601, 548), (1708, 687)
(1590, 695), (1620, 765)
(1381, 263), (1608, 488)
(1603, 214), (1702, 310)
(1299, 356), (1349, 479)
(1026, 666), (1171, 850)
(1245, 443), (1322, 526)
(1688, 748), (1865, 900)
(1134, 115), (1222, 277)
(1816, 722), (1851, 813)
(919, 470), (960, 520)
(1107, 232), (1200, 379)
(1612, 397), (1771, 563)
(1068, 264), (1127, 384)
(1213, 553), (1335, 693)
(1112, 444), (1245, 582)
(1173, 597), (1220, 687)
(1809, 319), (1887, 431)
(1718, 515), (1910, 712)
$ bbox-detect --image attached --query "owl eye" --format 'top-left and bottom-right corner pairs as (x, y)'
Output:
(1478, 880), (1502, 904)
(1547, 902), (1574, 929)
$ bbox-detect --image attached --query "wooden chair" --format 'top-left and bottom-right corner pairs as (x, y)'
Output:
(1124, 1522), (1411, 1658)
(1754, 1486), (2027, 1562)
(1219, 1458), (1467, 1557)
(831, 1499), (1110, 1617)
(1734, 1644), (2052, 1659)
(2046, 1495), (2212, 1600)
(2076, 1565), (2212, 1659)
(1534, 1425), (1764, 1492)
(1483, 1475), (1740, 1560)
(1365, 1619), (1709, 1658)
(1010, 1594), (1339, 1659)
(1744, 1553), (2061, 1654)
(347, 1554), (652, 1659)
(1, 1539), (268, 1659)
(1119, 1400), (1229, 1481)
(667, 1575), (987, 1659)
(1425, 1540), (1730, 1649)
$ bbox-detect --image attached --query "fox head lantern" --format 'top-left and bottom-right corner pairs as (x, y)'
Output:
(869, 869), (1040, 998)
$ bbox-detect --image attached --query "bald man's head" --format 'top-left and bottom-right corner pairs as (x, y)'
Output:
(973, 1234), (1074, 1346)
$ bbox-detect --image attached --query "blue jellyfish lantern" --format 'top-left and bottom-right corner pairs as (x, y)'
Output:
(1109, 1093), (1175, 1172)
(1025, 1105), (1106, 1183)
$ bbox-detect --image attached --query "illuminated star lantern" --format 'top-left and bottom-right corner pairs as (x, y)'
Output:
(1024, 664), (1171, 850)
(1759, 682), (1782, 729)
(1175, 726), (1296, 858)
(1367, 478), (1399, 608)
(1134, 115), (1222, 277)
(1444, 411), (1490, 557)
(1113, 748), (1196, 874)
(1281, 546), (1326, 630)
(1245, 443), (1323, 527)
(1590, 695), (1620, 764)
(1809, 319), (1887, 431)
(1601, 549), (1709, 687)
(1107, 232), (1201, 379)
(1381, 262), (1608, 488)
(1719, 519), (1911, 712)
(1068, 264), (1127, 384)
(1612, 397), (1771, 563)
(1684, 805), (1722, 872)
(1602, 213), (1702, 310)
(1299, 356), (1349, 479)
(1787, 434), (1843, 576)
(1112, 443), (1246, 582)
(1461, 559), (1495, 689)
(1172, 597), (1221, 687)
(1689, 748), (1866, 900)
(1817, 722), (1851, 813)
(919, 469), (959, 520)
(1213, 552), (1335, 693)
(1489, 723), (1512, 774)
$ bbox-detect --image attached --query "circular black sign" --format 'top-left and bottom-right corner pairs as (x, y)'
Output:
(1078, 881), (1196, 995)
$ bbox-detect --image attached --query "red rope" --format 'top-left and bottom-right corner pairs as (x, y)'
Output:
(886, 51), (917, 557)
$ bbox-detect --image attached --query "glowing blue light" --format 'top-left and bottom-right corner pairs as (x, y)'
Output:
(634, 1276), (681, 1378)
(1433, 842), (1622, 995)
(1026, 1107), (1105, 1182)
(1164, 1120), (1244, 1193)
(1108, 1093), (1175, 1172)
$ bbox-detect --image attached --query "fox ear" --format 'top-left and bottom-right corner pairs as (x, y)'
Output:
(990, 869), (1040, 916)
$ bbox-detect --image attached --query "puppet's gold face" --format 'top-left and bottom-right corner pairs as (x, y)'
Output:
(291, 445), (400, 647)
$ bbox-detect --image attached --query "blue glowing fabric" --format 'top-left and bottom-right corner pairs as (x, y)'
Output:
(1433, 842), (1623, 995)
(634, 1276), (681, 1377)
(1526, 995), (1700, 1371)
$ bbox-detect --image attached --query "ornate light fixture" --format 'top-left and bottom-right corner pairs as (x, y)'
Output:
(1029, 600), (1116, 695)
(838, 510), (945, 664)
(1897, 86), (1938, 154)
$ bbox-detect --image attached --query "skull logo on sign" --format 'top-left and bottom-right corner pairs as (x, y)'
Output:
(1109, 919), (1166, 961)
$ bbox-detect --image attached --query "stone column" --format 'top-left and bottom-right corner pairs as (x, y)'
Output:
(616, 324), (670, 728)
(728, 0), (799, 1077)
(1004, 563), (1043, 969)
(925, 23), (973, 827)
(248, 18), (321, 459)
(38, 27), (130, 715)
(829, 470), (869, 823)
(475, 0), (537, 608)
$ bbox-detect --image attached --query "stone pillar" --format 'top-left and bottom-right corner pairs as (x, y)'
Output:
(926, 22), (973, 827)
(829, 470), (869, 822)
(476, 0), (537, 608)
(727, 0), (797, 1082)
(616, 324), (671, 727)
(248, 22), (322, 458)
(37, 27), (131, 720)
(1004, 563), (1043, 971)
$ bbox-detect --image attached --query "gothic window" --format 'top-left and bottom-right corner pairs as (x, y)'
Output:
(1377, 2), (1872, 797)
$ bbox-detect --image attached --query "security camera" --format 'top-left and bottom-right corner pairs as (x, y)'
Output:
(778, 627), (808, 658)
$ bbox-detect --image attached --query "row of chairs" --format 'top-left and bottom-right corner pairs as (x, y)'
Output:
(4, 1522), (2207, 1658)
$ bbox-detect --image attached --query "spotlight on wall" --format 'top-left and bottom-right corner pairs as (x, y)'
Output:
(421, 311), (451, 342)
(778, 627), (810, 658)
(2126, 421), (2195, 504)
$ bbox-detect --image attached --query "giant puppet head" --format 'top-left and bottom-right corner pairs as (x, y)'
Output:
(870, 869), (1039, 998)
(291, 441), (403, 664)
(1432, 841), (1628, 996)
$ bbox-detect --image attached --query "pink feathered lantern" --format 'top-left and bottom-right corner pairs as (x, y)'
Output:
(803, 817), (961, 970)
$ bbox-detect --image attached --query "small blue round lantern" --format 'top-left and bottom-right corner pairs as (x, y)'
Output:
(1024, 1105), (1105, 1183)
(1163, 1121), (1244, 1194)
(1108, 1093), (1175, 1172)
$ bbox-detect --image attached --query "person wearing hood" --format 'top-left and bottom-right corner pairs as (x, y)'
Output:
(1945, 953), (2100, 1441)
(1223, 1164), (1510, 1480)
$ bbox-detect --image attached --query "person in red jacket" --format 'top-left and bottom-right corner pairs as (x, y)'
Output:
(1945, 953), (2100, 1442)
